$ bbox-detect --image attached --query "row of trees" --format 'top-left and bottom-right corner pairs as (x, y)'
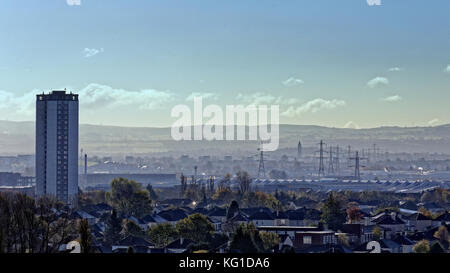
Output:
(0, 192), (94, 253)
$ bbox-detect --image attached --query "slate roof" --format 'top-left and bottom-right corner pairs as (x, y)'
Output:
(249, 210), (275, 221)
(391, 235), (415, 246)
(404, 213), (432, 221)
(286, 210), (305, 221)
(116, 235), (153, 247)
(435, 212), (450, 222)
(158, 208), (188, 222)
(166, 238), (195, 249)
(208, 207), (227, 217)
(273, 211), (288, 219)
(229, 213), (249, 222)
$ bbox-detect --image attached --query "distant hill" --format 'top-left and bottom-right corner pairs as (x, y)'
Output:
(1, 120), (450, 157)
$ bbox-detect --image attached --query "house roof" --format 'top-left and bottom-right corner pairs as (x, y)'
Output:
(391, 235), (415, 246)
(166, 238), (195, 249)
(208, 207), (227, 217)
(379, 239), (401, 250)
(158, 208), (188, 222)
(141, 214), (157, 223)
(249, 210), (275, 221)
(116, 235), (153, 247)
(286, 210), (305, 221)
(191, 207), (208, 215)
(435, 212), (450, 222)
(404, 213), (432, 221)
(229, 213), (248, 222)
(273, 211), (288, 219)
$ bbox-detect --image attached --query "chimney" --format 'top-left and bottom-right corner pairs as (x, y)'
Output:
(180, 236), (184, 245)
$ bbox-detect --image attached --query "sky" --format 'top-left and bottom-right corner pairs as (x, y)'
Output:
(1, 0), (450, 128)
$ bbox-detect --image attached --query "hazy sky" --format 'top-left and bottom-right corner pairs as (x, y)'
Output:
(1, 0), (450, 128)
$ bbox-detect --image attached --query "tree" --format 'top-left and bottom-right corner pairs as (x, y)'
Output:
(78, 219), (92, 253)
(0, 193), (78, 253)
(259, 231), (280, 251)
(127, 246), (135, 253)
(148, 223), (178, 248)
(337, 233), (349, 247)
(180, 174), (188, 198)
(106, 178), (152, 218)
(176, 213), (214, 243)
(372, 225), (382, 240)
(236, 171), (252, 195)
(433, 225), (449, 243)
(103, 209), (122, 245)
(230, 223), (263, 253)
(321, 193), (346, 231)
(226, 200), (240, 220)
(412, 240), (430, 253)
(124, 220), (144, 238)
(346, 205), (362, 224)
(430, 241), (445, 253)
(212, 187), (235, 204)
(146, 184), (159, 200)
(418, 207), (432, 219)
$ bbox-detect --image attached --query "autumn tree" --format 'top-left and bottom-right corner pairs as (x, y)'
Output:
(106, 178), (152, 218)
(413, 240), (430, 253)
(176, 213), (214, 243)
(346, 205), (362, 224)
(147, 223), (178, 248)
(259, 231), (280, 251)
(372, 225), (383, 240)
(433, 225), (449, 244)
(124, 220), (144, 238)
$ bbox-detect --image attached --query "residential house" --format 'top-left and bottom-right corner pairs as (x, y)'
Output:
(166, 237), (195, 253)
(158, 208), (188, 225)
(403, 213), (432, 232)
(293, 231), (336, 250)
(249, 210), (275, 227)
(112, 235), (154, 253)
(273, 211), (289, 226)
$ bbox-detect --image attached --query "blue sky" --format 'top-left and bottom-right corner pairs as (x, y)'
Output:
(1, 0), (450, 128)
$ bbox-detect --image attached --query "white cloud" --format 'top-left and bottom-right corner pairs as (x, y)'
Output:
(388, 67), (402, 72)
(367, 77), (389, 88)
(0, 89), (36, 119)
(445, 65), (450, 73)
(366, 0), (381, 6)
(282, 77), (304, 87)
(186, 92), (218, 101)
(83, 48), (104, 58)
(0, 84), (175, 122)
(383, 95), (402, 102)
(79, 83), (174, 110)
(428, 118), (441, 127)
(236, 92), (299, 106)
(66, 0), (81, 5)
(344, 121), (360, 129)
(281, 98), (346, 117)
